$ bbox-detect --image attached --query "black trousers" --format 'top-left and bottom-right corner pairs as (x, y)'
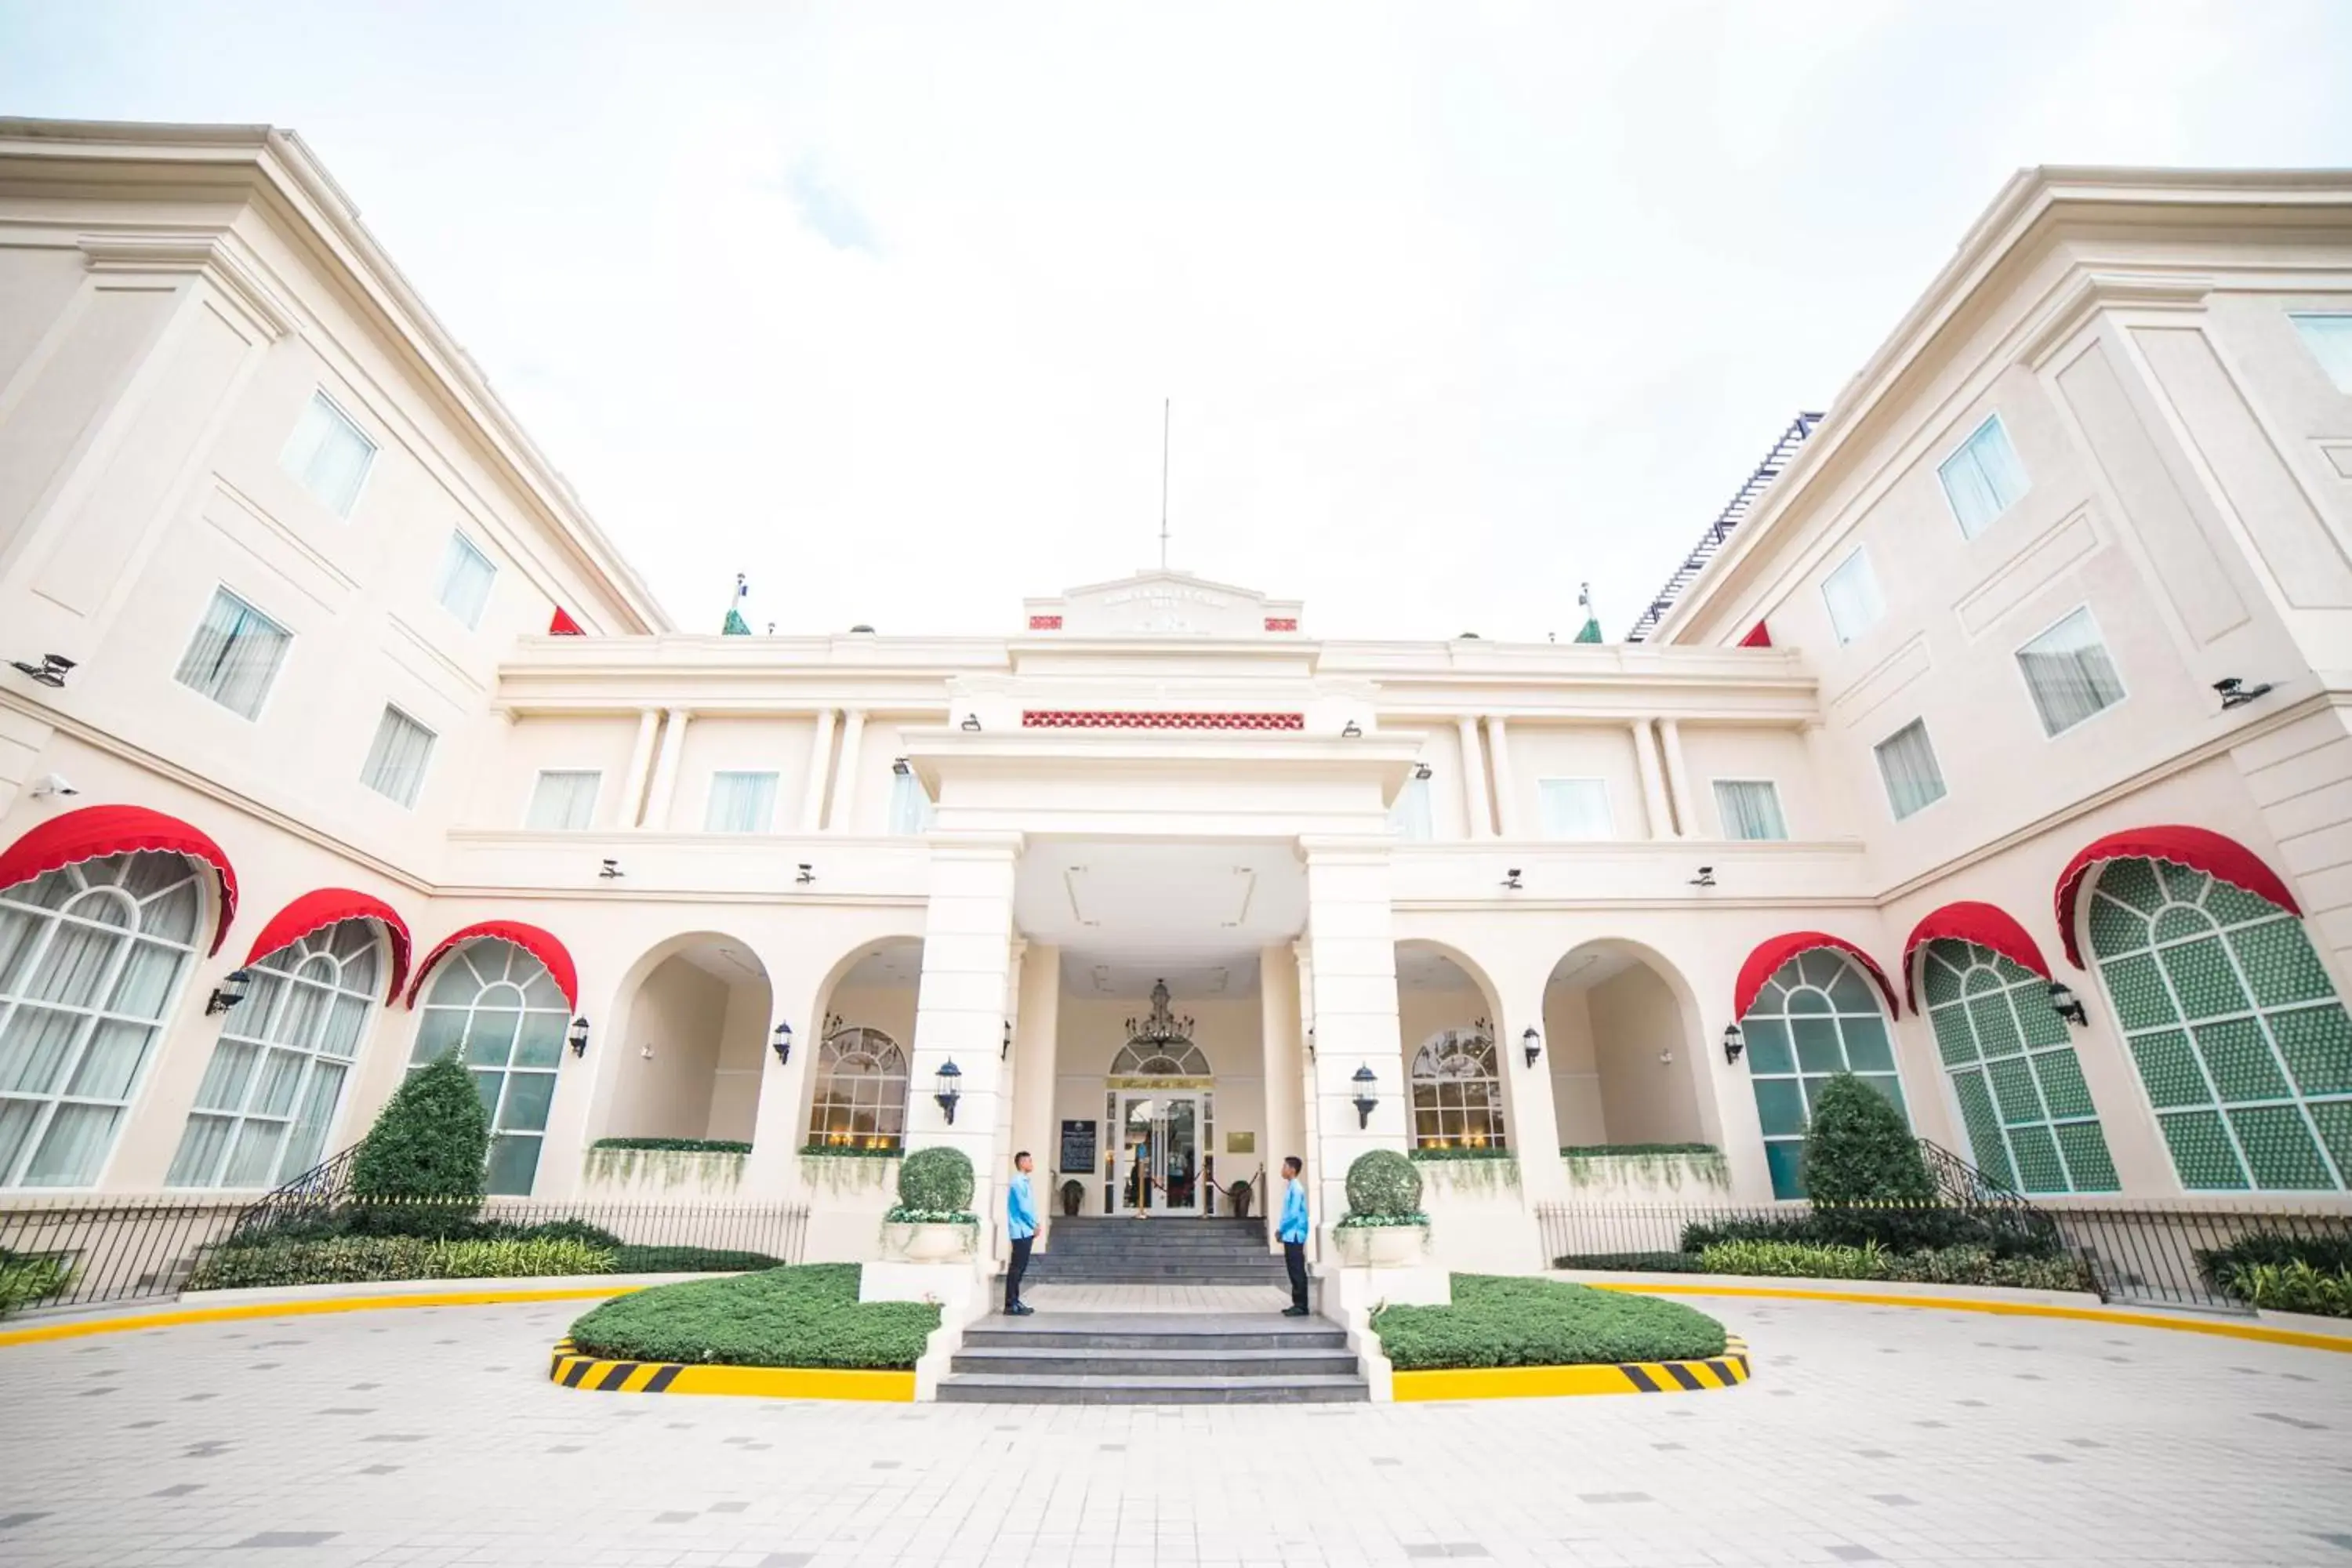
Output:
(1005, 1236), (1033, 1308)
(1283, 1240), (1308, 1310)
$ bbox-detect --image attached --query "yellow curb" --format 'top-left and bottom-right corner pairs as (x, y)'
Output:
(1585, 1282), (2352, 1354)
(0, 1285), (647, 1348)
(1392, 1335), (1751, 1402)
(548, 1338), (914, 1402)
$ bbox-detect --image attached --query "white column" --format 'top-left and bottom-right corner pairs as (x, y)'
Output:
(1260, 943), (1306, 1254)
(619, 708), (661, 828)
(641, 706), (690, 830)
(1011, 942), (1062, 1231)
(800, 707), (837, 833)
(1293, 937), (1323, 1262)
(1486, 717), (1520, 838)
(1298, 837), (1406, 1250)
(1631, 718), (1674, 840)
(907, 833), (1024, 1247)
(1658, 718), (1697, 839)
(829, 708), (868, 832)
(1454, 715), (1492, 840)
(990, 938), (1026, 1263)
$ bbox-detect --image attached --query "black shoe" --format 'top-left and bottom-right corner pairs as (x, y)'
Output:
(1009, 1303), (1035, 1316)
(1282, 1305), (1310, 1317)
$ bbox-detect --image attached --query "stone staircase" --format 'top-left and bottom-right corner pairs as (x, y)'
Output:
(1012, 1215), (1292, 1286)
(938, 1312), (1367, 1403)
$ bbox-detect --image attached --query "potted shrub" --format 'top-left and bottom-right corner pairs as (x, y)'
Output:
(882, 1146), (978, 1261)
(1059, 1178), (1084, 1218)
(1229, 1178), (1254, 1221)
(1334, 1149), (1430, 1266)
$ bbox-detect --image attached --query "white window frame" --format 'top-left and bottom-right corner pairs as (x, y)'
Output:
(412, 938), (569, 1196)
(1873, 717), (1948, 822)
(173, 585), (292, 723)
(360, 703), (437, 810)
(278, 389), (378, 519)
(1820, 546), (1885, 646)
(434, 531), (498, 631)
(1711, 777), (1789, 841)
(2011, 603), (2129, 740)
(2289, 312), (2352, 394)
(524, 769), (603, 831)
(1537, 777), (1616, 842)
(1936, 412), (2032, 539)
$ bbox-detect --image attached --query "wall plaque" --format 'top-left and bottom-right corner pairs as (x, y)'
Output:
(1058, 1119), (1098, 1176)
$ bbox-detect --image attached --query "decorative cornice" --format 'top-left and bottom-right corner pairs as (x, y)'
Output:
(1022, 710), (1306, 731)
(77, 230), (296, 340)
(2022, 270), (2214, 368)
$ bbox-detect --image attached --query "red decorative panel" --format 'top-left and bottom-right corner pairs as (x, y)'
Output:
(1264, 617), (1299, 632)
(1027, 615), (1063, 630)
(1022, 710), (1306, 731)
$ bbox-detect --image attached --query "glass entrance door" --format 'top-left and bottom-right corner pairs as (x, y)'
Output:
(1116, 1093), (1202, 1214)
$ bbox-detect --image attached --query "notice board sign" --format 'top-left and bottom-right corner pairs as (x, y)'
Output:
(1058, 1119), (1098, 1175)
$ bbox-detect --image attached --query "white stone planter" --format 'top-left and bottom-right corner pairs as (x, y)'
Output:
(884, 1221), (978, 1263)
(1334, 1222), (1429, 1267)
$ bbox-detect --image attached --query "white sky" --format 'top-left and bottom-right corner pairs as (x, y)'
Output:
(5, 2), (2349, 638)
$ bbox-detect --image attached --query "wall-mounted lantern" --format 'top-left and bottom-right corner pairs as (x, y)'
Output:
(934, 1059), (964, 1124)
(2047, 980), (2089, 1028)
(1414, 762), (1433, 781)
(1305, 1025), (1316, 1062)
(1722, 1022), (1745, 1065)
(1351, 1063), (1378, 1129)
(771, 1021), (793, 1066)
(1522, 1026), (1542, 1069)
(1001, 1019), (1014, 1061)
(9, 653), (73, 688)
(568, 1017), (591, 1058)
(205, 968), (252, 1017)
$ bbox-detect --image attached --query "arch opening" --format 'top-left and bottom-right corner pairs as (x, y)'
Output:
(1544, 939), (1710, 1157)
(604, 933), (775, 1154)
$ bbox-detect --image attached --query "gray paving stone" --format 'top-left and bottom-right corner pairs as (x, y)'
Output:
(230, 1532), (338, 1548)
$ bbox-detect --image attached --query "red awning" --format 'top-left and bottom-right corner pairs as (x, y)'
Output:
(1734, 931), (1900, 1019)
(1899, 902), (2051, 1013)
(405, 920), (579, 1011)
(2055, 825), (2299, 969)
(245, 889), (413, 1005)
(0, 804), (238, 954)
(548, 607), (586, 636)
(1738, 620), (1773, 648)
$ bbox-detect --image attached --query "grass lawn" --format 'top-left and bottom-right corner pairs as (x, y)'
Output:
(566, 1263), (941, 1370)
(1372, 1273), (1728, 1370)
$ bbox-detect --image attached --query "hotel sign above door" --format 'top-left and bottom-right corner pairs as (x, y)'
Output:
(1105, 1076), (1213, 1091)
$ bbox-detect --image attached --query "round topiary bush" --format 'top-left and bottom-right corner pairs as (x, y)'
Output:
(895, 1145), (975, 1215)
(350, 1051), (489, 1207)
(1345, 1148), (1423, 1218)
(1801, 1073), (1936, 1204)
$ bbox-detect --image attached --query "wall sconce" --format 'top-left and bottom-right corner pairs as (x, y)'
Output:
(1351, 1064), (1378, 1129)
(1341, 720), (1363, 738)
(2214, 677), (2274, 710)
(1522, 1026), (1542, 1069)
(1722, 1022), (1745, 1065)
(1689, 866), (1715, 888)
(1414, 762), (1432, 781)
(1501, 868), (1523, 891)
(771, 1021), (793, 1065)
(960, 714), (982, 731)
(2047, 980), (2089, 1027)
(599, 858), (624, 880)
(892, 757), (911, 776)
(9, 653), (74, 688)
(205, 968), (252, 1017)
(934, 1059), (964, 1124)
(1305, 1025), (1316, 1062)
(795, 863), (815, 884)
(1001, 1018), (1013, 1061)
(568, 1017), (591, 1058)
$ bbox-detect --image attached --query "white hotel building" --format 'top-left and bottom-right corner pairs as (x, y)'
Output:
(2, 120), (2350, 1273)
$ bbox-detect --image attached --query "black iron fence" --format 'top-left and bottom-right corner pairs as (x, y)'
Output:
(1, 1195), (811, 1316)
(1537, 1200), (2352, 1312)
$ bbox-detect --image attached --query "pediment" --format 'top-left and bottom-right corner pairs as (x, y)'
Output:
(1024, 570), (1302, 638)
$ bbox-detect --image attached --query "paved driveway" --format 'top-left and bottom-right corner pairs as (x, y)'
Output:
(0, 1292), (2347, 1566)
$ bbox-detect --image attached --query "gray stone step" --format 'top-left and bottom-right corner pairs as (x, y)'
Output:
(935, 1373), (1369, 1405)
(951, 1346), (1360, 1378)
(964, 1316), (1342, 1352)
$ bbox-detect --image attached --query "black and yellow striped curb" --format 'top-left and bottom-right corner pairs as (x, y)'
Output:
(1390, 1334), (1750, 1401)
(547, 1339), (915, 1402)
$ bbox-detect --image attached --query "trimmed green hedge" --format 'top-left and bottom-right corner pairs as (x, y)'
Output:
(612, 1245), (784, 1273)
(1409, 1147), (1515, 1162)
(187, 1236), (612, 1290)
(1680, 1204), (2061, 1261)
(1553, 1250), (1709, 1274)
(2198, 1232), (2352, 1310)
(567, 1263), (939, 1369)
(0, 1251), (71, 1316)
(798, 1143), (901, 1159)
(1372, 1273), (1727, 1370)
(590, 1138), (751, 1155)
(1696, 1239), (2091, 1291)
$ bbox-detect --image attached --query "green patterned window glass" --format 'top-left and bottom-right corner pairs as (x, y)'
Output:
(1742, 950), (1909, 1199)
(2085, 857), (2350, 1191)
(1918, 939), (2118, 1194)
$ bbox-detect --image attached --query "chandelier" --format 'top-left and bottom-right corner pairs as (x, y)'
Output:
(1125, 978), (1196, 1048)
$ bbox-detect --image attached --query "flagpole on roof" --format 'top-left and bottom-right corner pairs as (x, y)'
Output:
(721, 572), (751, 636)
(1574, 581), (1604, 644)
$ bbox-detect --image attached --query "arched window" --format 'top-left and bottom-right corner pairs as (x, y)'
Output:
(1109, 1038), (1210, 1077)
(1919, 939), (2116, 1194)
(166, 920), (383, 1188)
(1740, 949), (1907, 1199)
(412, 938), (568, 1194)
(0, 851), (204, 1187)
(2085, 857), (2350, 1190)
(1410, 1028), (1507, 1150)
(805, 1025), (909, 1151)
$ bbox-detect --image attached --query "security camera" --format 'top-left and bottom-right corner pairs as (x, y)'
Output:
(28, 774), (78, 799)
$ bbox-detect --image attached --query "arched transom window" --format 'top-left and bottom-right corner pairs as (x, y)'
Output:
(0, 851), (204, 1187)
(2086, 857), (2350, 1191)
(168, 919), (383, 1189)
(1410, 1028), (1507, 1150)
(1109, 1038), (1210, 1077)
(413, 938), (568, 1195)
(1919, 939), (2116, 1195)
(805, 1025), (909, 1152)
(1740, 949), (1907, 1200)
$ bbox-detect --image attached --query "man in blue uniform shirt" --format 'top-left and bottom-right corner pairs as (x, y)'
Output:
(1277, 1155), (1310, 1317)
(1004, 1150), (1037, 1316)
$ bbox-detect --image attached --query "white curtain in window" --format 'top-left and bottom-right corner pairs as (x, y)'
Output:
(1714, 780), (1788, 840)
(887, 769), (934, 836)
(279, 392), (376, 517)
(526, 771), (601, 830)
(2016, 608), (2124, 735)
(173, 590), (290, 720)
(706, 771), (779, 833)
(1538, 779), (1614, 840)
(361, 707), (436, 808)
(1389, 777), (1433, 841)
(435, 533), (496, 630)
(2292, 314), (2352, 392)
(1875, 720), (1947, 820)
(1820, 550), (1884, 644)
(1938, 416), (2030, 537)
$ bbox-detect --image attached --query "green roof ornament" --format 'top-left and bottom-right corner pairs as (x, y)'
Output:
(1573, 582), (1603, 644)
(721, 572), (751, 636)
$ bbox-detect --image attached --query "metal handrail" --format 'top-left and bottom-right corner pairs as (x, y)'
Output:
(229, 1142), (361, 1238)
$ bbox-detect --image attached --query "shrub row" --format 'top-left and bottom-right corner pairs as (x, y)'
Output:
(0, 1250), (71, 1316)
(1680, 1205), (2062, 1261)
(1371, 1273), (1728, 1370)
(243, 1207), (626, 1247)
(187, 1236), (614, 1290)
(1552, 1250), (1710, 1274)
(1694, 1239), (2092, 1292)
(2220, 1260), (2352, 1318)
(567, 1263), (939, 1370)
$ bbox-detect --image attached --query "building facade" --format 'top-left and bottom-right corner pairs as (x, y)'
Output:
(2, 122), (2350, 1277)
